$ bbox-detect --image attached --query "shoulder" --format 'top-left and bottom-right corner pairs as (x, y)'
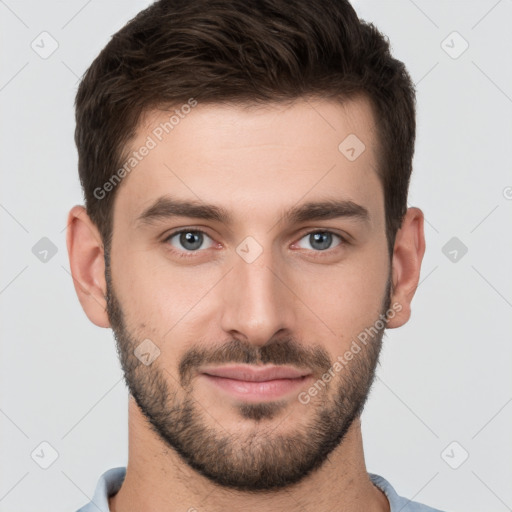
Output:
(75, 467), (127, 512)
(369, 473), (448, 512)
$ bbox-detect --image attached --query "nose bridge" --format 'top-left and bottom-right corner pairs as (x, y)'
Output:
(220, 238), (293, 345)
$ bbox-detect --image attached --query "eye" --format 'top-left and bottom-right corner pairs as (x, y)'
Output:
(295, 230), (345, 251)
(164, 229), (215, 254)
(163, 228), (347, 258)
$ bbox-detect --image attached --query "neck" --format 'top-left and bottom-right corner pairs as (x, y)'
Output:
(109, 397), (389, 512)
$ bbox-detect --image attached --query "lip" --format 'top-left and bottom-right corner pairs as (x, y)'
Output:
(199, 364), (313, 402)
(200, 364), (311, 381)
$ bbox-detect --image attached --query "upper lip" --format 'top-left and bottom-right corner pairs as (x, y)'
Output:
(201, 364), (311, 382)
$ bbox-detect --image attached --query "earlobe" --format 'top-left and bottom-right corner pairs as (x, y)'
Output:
(386, 207), (426, 329)
(66, 205), (111, 328)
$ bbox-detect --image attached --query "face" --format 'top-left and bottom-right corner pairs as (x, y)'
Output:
(105, 96), (393, 491)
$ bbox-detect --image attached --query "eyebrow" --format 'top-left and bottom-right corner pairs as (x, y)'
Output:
(135, 195), (370, 228)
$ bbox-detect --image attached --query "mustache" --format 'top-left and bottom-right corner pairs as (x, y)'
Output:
(179, 337), (332, 388)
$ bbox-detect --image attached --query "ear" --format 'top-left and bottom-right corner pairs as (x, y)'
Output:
(66, 205), (110, 328)
(386, 207), (426, 329)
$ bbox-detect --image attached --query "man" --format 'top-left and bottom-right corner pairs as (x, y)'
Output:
(67, 0), (445, 510)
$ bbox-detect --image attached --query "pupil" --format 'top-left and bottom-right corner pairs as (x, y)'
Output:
(311, 232), (331, 250)
(181, 231), (202, 250)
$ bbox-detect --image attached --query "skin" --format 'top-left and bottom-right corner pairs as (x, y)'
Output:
(67, 96), (425, 512)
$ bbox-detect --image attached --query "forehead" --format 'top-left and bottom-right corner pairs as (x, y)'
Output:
(112, 96), (383, 231)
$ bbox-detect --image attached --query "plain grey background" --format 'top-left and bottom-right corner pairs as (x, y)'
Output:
(1, 1), (511, 511)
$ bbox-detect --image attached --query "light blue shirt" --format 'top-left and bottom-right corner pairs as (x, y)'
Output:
(76, 467), (446, 512)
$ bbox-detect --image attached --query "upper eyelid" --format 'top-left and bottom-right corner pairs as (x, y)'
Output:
(164, 228), (210, 239)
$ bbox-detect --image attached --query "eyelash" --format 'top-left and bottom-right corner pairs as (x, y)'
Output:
(163, 228), (348, 259)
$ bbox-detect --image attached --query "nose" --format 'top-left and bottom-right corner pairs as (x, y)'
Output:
(220, 244), (296, 347)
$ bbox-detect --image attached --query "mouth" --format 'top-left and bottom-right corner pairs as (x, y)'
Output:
(199, 364), (313, 402)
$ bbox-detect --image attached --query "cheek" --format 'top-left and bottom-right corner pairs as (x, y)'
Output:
(111, 244), (223, 335)
(299, 251), (388, 349)
(111, 225), (389, 355)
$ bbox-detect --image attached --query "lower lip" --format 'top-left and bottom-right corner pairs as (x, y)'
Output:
(201, 374), (312, 401)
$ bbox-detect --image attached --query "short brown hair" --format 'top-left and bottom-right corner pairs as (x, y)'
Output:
(75, 0), (416, 257)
